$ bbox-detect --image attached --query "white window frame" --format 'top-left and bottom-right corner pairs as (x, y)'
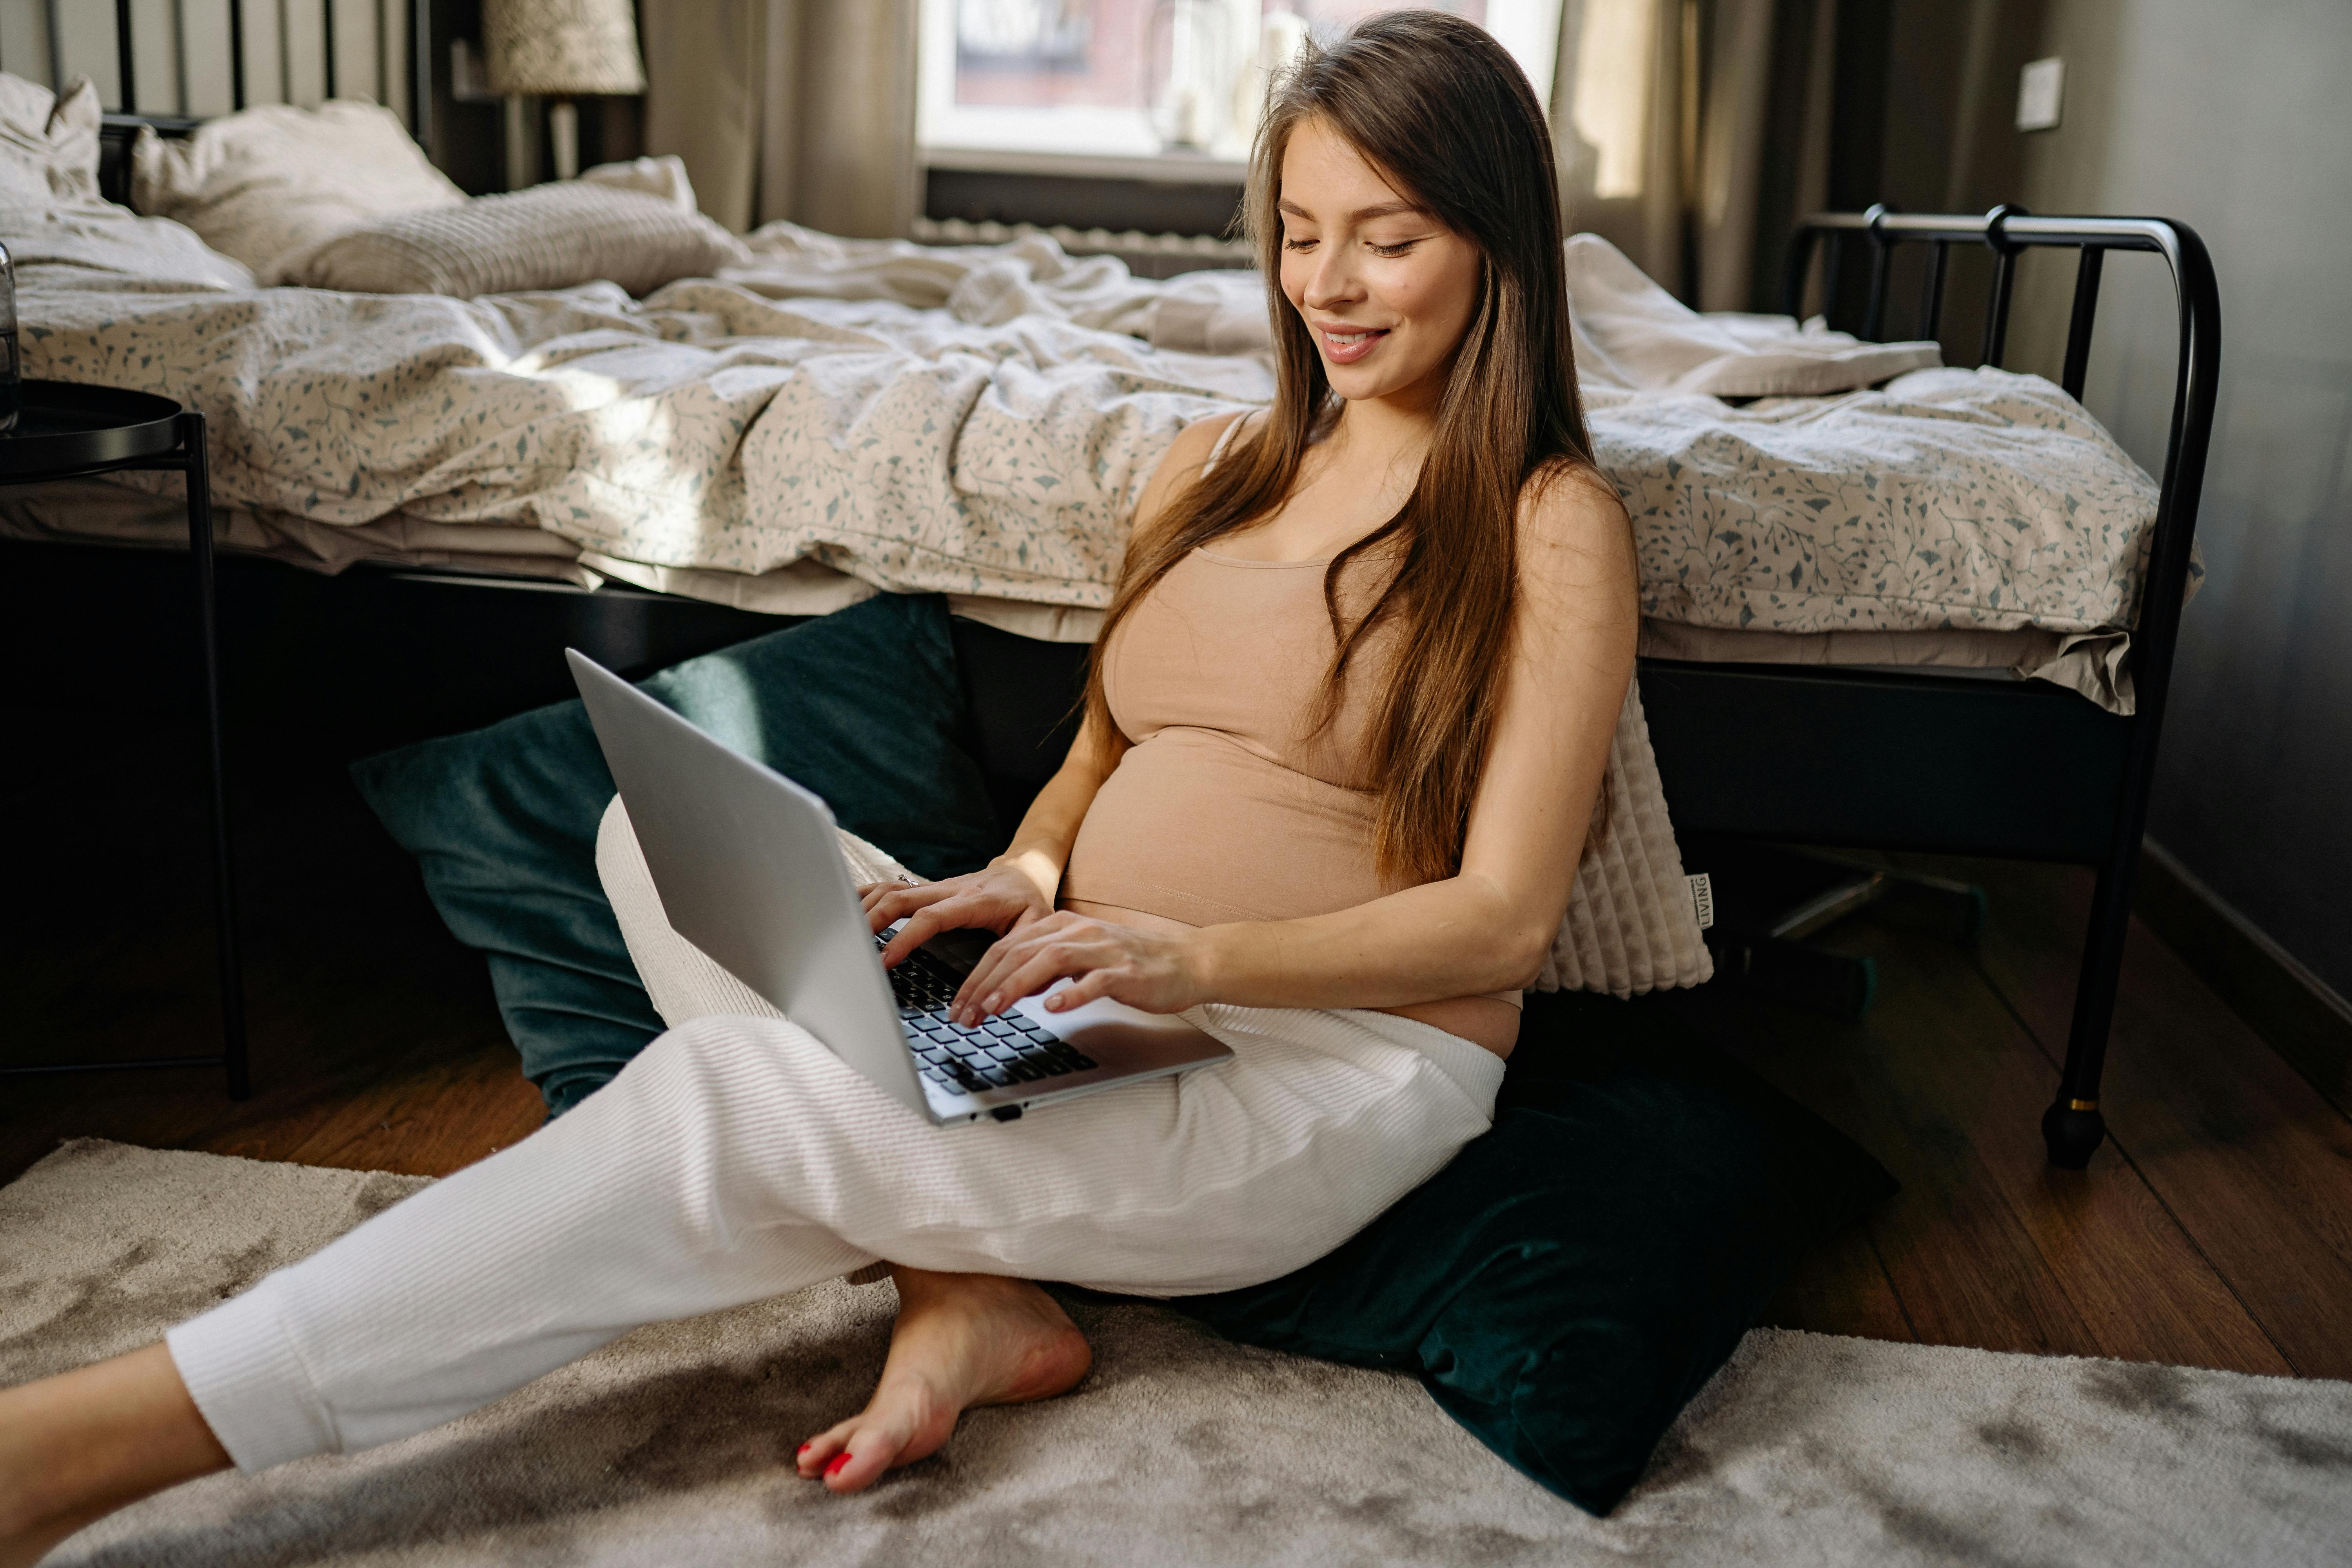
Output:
(919, 0), (1174, 166)
(917, 0), (1564, 180)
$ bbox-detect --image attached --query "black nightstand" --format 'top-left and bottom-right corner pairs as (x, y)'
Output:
(1, 380), (248, 1098)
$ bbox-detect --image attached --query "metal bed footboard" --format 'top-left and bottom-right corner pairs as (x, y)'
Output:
(1644, 206), (2220, 1167)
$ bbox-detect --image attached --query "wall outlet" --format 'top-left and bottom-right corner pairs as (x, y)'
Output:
(2017, 57), (2065, 132)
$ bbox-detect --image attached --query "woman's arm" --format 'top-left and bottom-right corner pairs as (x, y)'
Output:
(948, 467), (1639, 1020)
(864, 711), (1123, 964)
(866, 411), (1249, 964)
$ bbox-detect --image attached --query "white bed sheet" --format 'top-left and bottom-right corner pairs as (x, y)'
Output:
(0, 480), (591, 583)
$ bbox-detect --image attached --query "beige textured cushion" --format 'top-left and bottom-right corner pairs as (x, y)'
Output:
(278, 172), (751, 298)
(1534, 681), (1714, 997)
(129, 99), (465, 279)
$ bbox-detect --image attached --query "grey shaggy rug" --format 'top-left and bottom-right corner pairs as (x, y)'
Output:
(5, 1140), (2349, 1567)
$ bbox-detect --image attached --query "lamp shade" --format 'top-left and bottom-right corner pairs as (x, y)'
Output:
(483, 0), (647, 96)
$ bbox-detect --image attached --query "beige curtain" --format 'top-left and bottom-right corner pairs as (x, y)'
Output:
(646, 0), (1817, 267)
(643, 0), (919, 238)
(1550, 0), (1831, 310)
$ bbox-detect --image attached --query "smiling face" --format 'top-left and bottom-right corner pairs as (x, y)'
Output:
(1276, 115), (1483, 411)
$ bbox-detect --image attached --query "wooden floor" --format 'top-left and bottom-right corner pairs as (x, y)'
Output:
(1, 731), (548, 1184)
(6, 726), (2350, 1383)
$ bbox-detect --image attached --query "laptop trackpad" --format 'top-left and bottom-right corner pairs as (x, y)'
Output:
(1011, 985), (1227, 1067)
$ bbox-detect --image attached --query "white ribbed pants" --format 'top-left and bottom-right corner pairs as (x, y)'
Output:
(164, 801), (1504, 1474)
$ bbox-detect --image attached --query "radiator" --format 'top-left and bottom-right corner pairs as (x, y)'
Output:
(911, 216), (1252, 277)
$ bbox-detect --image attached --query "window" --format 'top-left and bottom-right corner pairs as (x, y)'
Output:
(918, 0), (1564, 174)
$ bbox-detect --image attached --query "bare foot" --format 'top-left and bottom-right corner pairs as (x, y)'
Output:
(795, 1269), (1091, 1494)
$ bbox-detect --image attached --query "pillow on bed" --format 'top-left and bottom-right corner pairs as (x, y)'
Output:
(130, 99), (466, 280)
(0, 74), (254, 292)
(0, 70), (100, 205)
(277, 163), (751, 298)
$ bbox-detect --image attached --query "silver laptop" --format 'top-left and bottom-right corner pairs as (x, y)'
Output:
(568, 650), (1232, 1126)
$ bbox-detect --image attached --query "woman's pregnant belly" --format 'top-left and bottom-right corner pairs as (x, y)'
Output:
(1058, 901), (1520, 1057)
(1061, 729), (1521, 1057)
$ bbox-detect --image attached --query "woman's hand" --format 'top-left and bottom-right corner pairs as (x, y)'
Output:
(861, 860), (1055, 968)
(947, 911), (1211, 1025)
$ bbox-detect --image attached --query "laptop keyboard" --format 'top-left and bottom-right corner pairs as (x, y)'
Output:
(879, 934), (1098, 1097)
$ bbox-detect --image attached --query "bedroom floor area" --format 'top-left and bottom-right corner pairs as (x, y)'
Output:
(6, 696), (2351, 1387)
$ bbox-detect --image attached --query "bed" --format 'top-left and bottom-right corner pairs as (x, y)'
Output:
(4, 178), (2161, 711)
(0, 7), (2214, 1169)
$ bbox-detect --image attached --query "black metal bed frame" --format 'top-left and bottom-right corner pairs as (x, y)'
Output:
(1642, 205), (2219, 1167)
(63, 6), (2222, 1169)
(86, 0), (432, 151)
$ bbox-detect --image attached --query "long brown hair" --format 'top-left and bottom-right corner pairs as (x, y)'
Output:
(1084, 10), (1604, 886)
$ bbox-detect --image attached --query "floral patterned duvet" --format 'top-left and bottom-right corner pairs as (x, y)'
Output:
(18, 238), (2167, 646)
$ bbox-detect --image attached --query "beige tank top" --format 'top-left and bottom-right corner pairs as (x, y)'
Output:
(1060, 419), (1522, 1012)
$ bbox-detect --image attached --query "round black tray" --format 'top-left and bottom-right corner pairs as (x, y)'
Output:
(0, 379), (185, 480)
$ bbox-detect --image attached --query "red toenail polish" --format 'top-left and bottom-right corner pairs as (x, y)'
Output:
(825, 1454), (851, 1477)
(798, 1443), (812, 1454)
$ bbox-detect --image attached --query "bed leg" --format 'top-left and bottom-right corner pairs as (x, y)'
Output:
(181, 412), (251, 1102)
(2044, 857), (2133, 1169)
(2041, 1099), (2105, 1170)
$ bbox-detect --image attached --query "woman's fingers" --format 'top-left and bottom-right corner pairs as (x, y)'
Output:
(970, 947), (1077, 1019)
(949, 928), (1034, 1020)
(936, 914), (1200, 1022)
(862, 879), (946, 929)
(879, 898), (983, 965)
(943, 914), (1201, 1023)
(948, 934), (1021, 1017)
(1040, 969), (1118, 1011)
(958, 930), (1113, 1023)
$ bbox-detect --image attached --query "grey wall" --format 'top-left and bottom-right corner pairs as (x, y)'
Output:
(2000, 0), (2352, 995)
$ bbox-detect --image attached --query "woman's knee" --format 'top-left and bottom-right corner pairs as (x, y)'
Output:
(636, 1014), (782, 1084)
(619, 1014), (845, 1122)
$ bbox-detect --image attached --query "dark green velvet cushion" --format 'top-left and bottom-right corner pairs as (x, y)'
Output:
(1166, 987), (1896, 1517)
(351, 593), (1004, 1115)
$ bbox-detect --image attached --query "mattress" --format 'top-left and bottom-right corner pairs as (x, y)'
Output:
(0, 480), (591, 584)
(1, 479), (2131, 712)
(0, 480), (1100, 647)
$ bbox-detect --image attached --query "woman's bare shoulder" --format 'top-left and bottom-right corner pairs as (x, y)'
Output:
(1183, 408), (1258, 462)
(1505, 460), (1638, 675)
(1516, 462), (1633, 572)
(1133, 409), (1260, 532)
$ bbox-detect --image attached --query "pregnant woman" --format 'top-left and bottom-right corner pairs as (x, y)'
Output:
(0, 13), (1636, 1557)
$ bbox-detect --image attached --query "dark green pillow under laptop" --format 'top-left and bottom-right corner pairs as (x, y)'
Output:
(350, 592), (1005, 1114)
(355, 590), (1893, 1518)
